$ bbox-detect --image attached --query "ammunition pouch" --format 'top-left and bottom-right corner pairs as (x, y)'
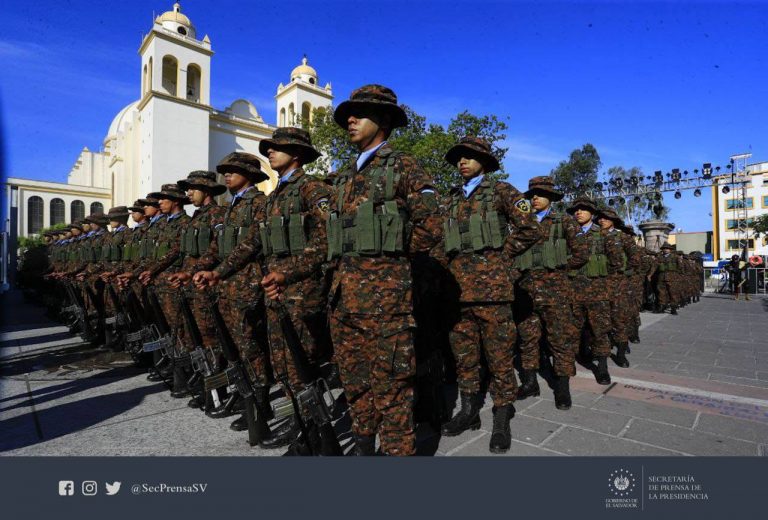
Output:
(514, 218), (568, 271)
(444, 179), (508, 255)
(217, 225), (244, 257)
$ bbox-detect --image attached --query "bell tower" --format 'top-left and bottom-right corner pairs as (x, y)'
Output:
(275, 56), (333, 127)
(137, 2), (213, 194)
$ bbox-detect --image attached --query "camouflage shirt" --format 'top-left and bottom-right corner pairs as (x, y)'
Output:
(146, 211), (192, 277)
(328, 144), (442, 315)
(570, 224), (624, 302)
(178, 202), (226, 274)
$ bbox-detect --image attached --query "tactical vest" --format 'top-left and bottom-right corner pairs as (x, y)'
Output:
(217, 198), (253, 258)
(180, 226), (213, 258)
(657, 257), (678, 273)
(571, 232), (608, 278)
(514, 214), (568, 270)
(326, 152), (408, 260)
(444, 179), (508, 255)
(260, 178), (307, 258)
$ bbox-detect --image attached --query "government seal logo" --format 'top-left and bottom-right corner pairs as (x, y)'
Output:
(609, 469), (636, 497)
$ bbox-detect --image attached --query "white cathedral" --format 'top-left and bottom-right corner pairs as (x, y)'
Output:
(6, 3), (333, 238)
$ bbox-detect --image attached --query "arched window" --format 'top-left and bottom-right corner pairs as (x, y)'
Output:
(288, 103), (295, 125)
(161, 55), (178, 96)
(90, 202), (104, 215)
(50, 198), (65, 226)
(279, 108), (286, 127)
(27, 196), (43, 235)
(142, 64), (147, 95)
(148, 57), (153, 92)
(186, 63), (201, 102)
(301, 102), (312, 125)
(71, 200), (85, 222)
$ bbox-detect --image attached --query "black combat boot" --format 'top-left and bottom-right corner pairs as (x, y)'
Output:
(594, 356), (612, 385)
(441, 393), (481, 437)
(516, 370), (540, 400)
(489, 404), (515, 454)
(653, 305), (663, 314)
(170, 368), (191, 398)
(628, 327), (640, 344)
(206, 392), (240, 419)
(187, 394), (204, 409)
(260, 415), (299, 449)
(351, 434), (377, 456)
(553, 376), (571, 410)
(614, 342), (630, 368)
(670, 305), (678, 315)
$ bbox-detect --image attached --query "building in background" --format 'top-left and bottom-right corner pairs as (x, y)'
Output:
(3, 2), (333, 240)
(711, 159), (768, 260)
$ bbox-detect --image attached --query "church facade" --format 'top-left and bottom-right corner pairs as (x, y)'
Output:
(4, 2), (333, 239)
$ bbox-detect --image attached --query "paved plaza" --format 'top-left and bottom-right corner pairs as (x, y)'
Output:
(1, 291), (767, 456)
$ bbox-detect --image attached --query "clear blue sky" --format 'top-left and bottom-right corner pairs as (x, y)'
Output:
(1, 0), (766, 232)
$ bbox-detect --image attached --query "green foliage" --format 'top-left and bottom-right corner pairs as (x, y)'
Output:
(753, 214), (768, 237)
(304, 105), (509, 195)
(603, 166), (670, 226)
(549, 143), (602, 196)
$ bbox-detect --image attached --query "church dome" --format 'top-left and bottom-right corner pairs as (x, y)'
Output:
(156, 3), (196, 38)
(106, 100), (139, 141)
(290, 56), (318, 84)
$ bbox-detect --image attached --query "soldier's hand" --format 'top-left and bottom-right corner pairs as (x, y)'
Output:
(76, 273), (86, 282)
(261, 272), (286, 301)
(193, 271), (220, 289)
(168, 272), (191, 289)
(139, 270), (153, 286)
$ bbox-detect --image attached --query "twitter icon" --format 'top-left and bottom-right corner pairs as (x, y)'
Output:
(105, 482), (122, 496)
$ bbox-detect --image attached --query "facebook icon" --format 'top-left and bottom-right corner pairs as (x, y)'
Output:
(58, 481), (75, 496)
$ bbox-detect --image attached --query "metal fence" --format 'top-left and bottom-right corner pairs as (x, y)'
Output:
(703, 267), (767, 295)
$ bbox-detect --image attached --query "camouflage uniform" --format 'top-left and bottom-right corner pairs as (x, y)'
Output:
(653, 244), (680, 310)
(327, 85), (442, 456)
(515, 178), (589, 379)
(437, 165), (540, 406)
(204, 155), (271, 386)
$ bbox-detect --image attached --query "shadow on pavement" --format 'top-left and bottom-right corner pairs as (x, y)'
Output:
(0, 383), (166, 453)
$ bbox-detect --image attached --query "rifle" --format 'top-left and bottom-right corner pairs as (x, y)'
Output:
(178, 289), (214, 389)
(275, 302), (342, 456)
(204, 291), (270, 447)
(124, 289), (157, 357)
(104, 283), (129, 350)
(62, 279), (96, 341)
(142, 288), (176, 372)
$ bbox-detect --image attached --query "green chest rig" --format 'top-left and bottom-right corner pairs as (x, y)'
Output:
(217, 194), (254, 258)
(260, 176), (308, 258)
(326, 152), (408, 260)
(444, 178), (508, 255)
(571, 230), (608, 278)
(180, 209), (214, 259)
(657, 256), (678, 273)
(514, 214), (568, 271)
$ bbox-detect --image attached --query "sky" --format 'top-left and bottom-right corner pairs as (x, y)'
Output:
(1, 0), (767, 233)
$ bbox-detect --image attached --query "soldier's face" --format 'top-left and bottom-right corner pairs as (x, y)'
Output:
(346, 115), (382, 148)
(109, 220), (121, 230)
(531, 194), (551, 211)
(597, 217), (614, 230)
(132, 211), (145, 223)
(574, 208), (593, 225)
(457, 157), (484, 181)
(65, 232), (72, 239)
(187, 188), (206, 207)
(144, 205), (159, 218)
(267, 148), (297, 172)
(81, 223), (91, 232)
(224, 171), (249, 192)
(71, 229), (81, 237)
(158, 198), (173, 214)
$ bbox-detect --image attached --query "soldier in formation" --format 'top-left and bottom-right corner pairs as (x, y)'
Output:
(34, 83), (707, 456)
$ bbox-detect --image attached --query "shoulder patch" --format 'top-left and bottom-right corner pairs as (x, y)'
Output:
(316, 199), (330, 213)
(515, 199), (532, 214)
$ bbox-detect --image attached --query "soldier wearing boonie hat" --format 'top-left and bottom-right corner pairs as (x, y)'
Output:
(325, 84), (442, 456)
(513, 176), (590, 411)
(595, 207), (641, 368)
(437, 137), (541, 454)
(566, 196), (624, 386)
(164, 171), (228, 408)
(251, 127), (335, 448)
(192, 152), (274, 431)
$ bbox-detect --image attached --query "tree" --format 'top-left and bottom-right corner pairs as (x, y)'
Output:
(603, 166), (670, 227)
(305, 105), (509, 195)
(549, 143), (602, 197)
(753, 214), (768, 238)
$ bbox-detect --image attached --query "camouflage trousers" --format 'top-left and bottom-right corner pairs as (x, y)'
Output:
(517, 302), (579, 377)
(608, 275), (632, 345)
(266, 304), (328, 393)
(572, 299), (612, 357)
(449, 303), (518, 406)
(330, 311), (416, 456)
(217, 293), (271, 387)
(656, 275), (677, 306)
